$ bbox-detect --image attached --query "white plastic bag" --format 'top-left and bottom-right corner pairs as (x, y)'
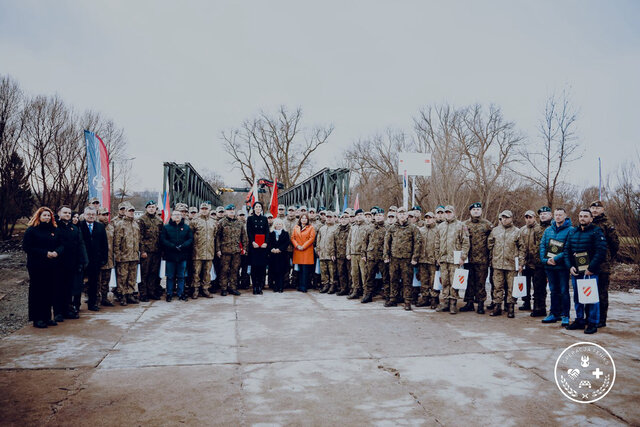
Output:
(159, 260), (166, 278)
(577, 276), (599, 304)
(412, 268), (421, 287)
(210, 263), (217, 281)
(452, 268), (469, 290)
(512, 275), (527, 298)
(453, 251), (462, 264)
(433, 270), (442, 291)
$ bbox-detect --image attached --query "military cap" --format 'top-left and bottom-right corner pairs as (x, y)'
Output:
(326, 211), (335, 217)
(411, 205), (422, 211)
(98, 207), (109, 215)
(469, 202), (482, 210)
(499, 210), (513, 218)
(288, 205), (296, 211)
(118, 202), (127, 210)
(388, 205), (398, 212)
(266, 212), (273, 218)
(409, 210), (421, 217)
(278, 204), (286, 210)
(309, 207), (316, 213)
(200, 202), (211, 209)
(225, 204), (235, 210)
(524, 210), (535, 217)
(364, 211), (372, 216)
(125, 202), (136, 211)
(190, 206), (198, 213)
(354, 208), (364, 215)
(537, 206), (551, 214)
(216, 206), (225, 213)
(397, 206), (407, 213)
(435, 206), (445, 213)
(299, 205), (307, 211)
(145, 200), (156, 207)
(89, 197), (100, 204)
(176, 203), (188, 212)
(444, 205), (454, 212)
(425, 211), (435, 218)
(345, 208), (354, 214)
(590, 200), (604, 208)
(237, 210), (246, 216)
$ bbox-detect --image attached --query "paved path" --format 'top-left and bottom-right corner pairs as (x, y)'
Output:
(1, 289), (639, 426)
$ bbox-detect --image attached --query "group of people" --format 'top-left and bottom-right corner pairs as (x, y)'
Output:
(23, 196), (618, 335)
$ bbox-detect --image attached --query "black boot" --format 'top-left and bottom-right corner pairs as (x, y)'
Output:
(507, 303), (515, 318)
(487, 302), (495, 311)
(361, 293), (372, 303)
(490, 304), (502, 316)
(519, 300), (531, 311)
(328, 285), (336, 294)
(384, 299), (397, 307)
(459, 301), (474, 312)
(320, 285), (330, 293)
(476, 302), (485, 314)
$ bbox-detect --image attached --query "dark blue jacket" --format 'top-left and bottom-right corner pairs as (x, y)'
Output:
(564, 223), (607, 273)
(539, 218), (572, 269)
(160, 219), (193, 263)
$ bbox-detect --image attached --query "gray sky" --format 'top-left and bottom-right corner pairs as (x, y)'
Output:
(1, 0), (639, 192)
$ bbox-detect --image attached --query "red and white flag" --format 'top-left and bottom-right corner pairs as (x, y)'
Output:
(249, 178), (259, 206)
(269, 178), (279, 217)
(354, 193), (360, 210)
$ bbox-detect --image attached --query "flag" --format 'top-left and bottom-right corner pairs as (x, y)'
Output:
(354, 193), (360, 210)
(269, 177), (279, 217)
(84, 130), (110, 210)
(248, 178), (259, 207)
(161, 174), (171, 223)
(402, 169), (409, 210)
(343, 194), (348, 212)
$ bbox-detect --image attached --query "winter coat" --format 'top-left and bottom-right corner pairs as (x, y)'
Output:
(384, 221), (421, 261)
(539, 218), (573, 270)
(488, 223), (524, 271)
(364, 222), (387, 261)
(316, 224), (337, 260)
(346, 222), (368, 255)
(267, 230), (290, 275)
(79, 220), (108, 270)
(520, 222), (543, 268)
(247, 214), (270, 267)
(330, 224), (350, 259)
(292, 224), (316, 265)
(564, 224), (607, 273)
(592, 214), (620, 273)
(138, 213), (163, 253)
(114, 216), (140, 263)
(190, 214), (217, 260)
(418, 223), (438, 265)
(160, 219), (194, 263)
(435, 218), (470, 264)
(463, 217), (492, 264)
(23, 223), (64, 272)
(216, 216), (248, 255)
(57, 220), (88, 269)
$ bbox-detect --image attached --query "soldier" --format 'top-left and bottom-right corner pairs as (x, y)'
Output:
(316, 211), (337, 293)
(190, 202), (216, 299)
(384, 207), (421, 310)
(416, 212), (439, 308)
(188, 207), (198, 221)
(590, 200), (619, 328)
(434, 205), (469, 314)
(435, 206), (446, 225)
(364, 211), (373, 224)
(114, 202), (140, 306)
(114, 202), (127, 225)
(97, 208), (115, 306)
(266, 212), (274, 227)
(277, 204), (286, 220)
(318, 207), (327, 225)
(408, 210), (422, 301)
(216, 204), (248, 296)
(519, 210), (547, 316)
(362, 208), (388, 303)
(346, 209), (368, 299)
(386, 210), (397, 226)
(137, 200), (163, 301)
(487, 210), (524, 318)
(330, 212), (351, 295)
(215, 206), (225, 222)
(461, 202), (492, 314)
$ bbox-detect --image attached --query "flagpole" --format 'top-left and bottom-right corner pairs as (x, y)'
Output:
(411, 176), (416, 207)
(598, 157), (602, 200)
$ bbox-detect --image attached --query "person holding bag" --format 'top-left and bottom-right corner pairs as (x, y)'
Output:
(564, 209), (607, 334)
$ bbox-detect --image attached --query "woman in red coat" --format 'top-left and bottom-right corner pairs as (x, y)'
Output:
(292, 213), (316, 292)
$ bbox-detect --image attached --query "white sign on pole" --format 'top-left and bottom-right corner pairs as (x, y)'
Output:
(398, 152), (432, 177)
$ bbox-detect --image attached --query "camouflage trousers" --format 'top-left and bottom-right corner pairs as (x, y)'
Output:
(389, 258), (414, 303)
(464, 263), (489, 303)
(193, 259), (213, 290)
(365, 259), (388, 296)
(219, 254), (241, 291)
(319, 259), (336, 289)
(140, 252), (161, 298)
(492, 268), (516, 304)
(99, 268), (111, 301)
(336, 258), (350, 293)
(349, 254), (367, 294)
(116, 261), (137, 296)
(439, 262), (460, 302)
(418, 263), (439, 298)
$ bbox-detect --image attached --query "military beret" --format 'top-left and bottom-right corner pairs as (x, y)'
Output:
(354, 208), (364, 215)
(89, 197), (100, 204)
(444, 205), (454, 212)
(388, 205), (398, 212)
(537, 206), (551, 214)
(469, 202), (482, 210)
(499, 210), (513, 218)
(425, 211), (434, 218)
(318, 206), (326, 212)
(524, 210), (536, 217)
(225, 204), (235, 210)
(435, 206), (445, 213)
(590, 200), (604, 208)
(144, 200), (155, 207)
(376, 208), (384, 214)
(411, 205), (422, 211)
(397, 207), (407, 213)
(118, 202), (127, 210)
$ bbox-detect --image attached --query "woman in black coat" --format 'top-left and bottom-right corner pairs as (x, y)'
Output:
(246, 201), (270, 294)
(160, 210), (193, 301)
(267, 218), (290, 293)
(23, 207), (64, 328)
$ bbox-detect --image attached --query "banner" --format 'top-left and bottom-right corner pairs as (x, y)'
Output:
(84, 130), (110, 210)
(269, 177), (279, 217)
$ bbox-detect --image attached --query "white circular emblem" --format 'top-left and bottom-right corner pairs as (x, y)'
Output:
(92, 175), (106, 192)
(555, 342), (615, 403)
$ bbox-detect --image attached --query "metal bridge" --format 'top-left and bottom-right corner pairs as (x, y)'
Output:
(163, 162), (221, 208)
(278, 168), (350, 210)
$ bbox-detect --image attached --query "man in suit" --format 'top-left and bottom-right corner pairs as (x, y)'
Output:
(79, 206), (108, 311)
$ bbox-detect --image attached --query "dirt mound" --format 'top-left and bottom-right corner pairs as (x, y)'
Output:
(610, 263), (640, 292)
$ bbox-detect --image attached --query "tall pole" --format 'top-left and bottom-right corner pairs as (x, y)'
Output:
(598, 157), (602, 200)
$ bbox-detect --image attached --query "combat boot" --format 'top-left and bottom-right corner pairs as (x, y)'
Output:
(459, 301), (474, 312)
(337, 289), (349, 296)
(220, 290), (228, 296)
(327, 285), (336, 294)
(229, 289), (241, 296)
(430, 296), (439, 309)
(415, 297), (429, 307)
(519, 300), (531, 311)
(449, 300), (458, 314)
(191, 288), (199, 299)
(320, 285), (330, 293)
(120, 296), (128, 306)
(384, 299), (397, 307)
(201, 288), (214, 298)
(404, 302), (412, 311)
(347, 292), (359, 300)
(476, 302), (485, 314)
(435, 302), (449, 312)
(361, 293), (373, 304)
(486, 301), (495, 311)
(127, 294), (139, 304)
(507, 303), (515, 318)
(101, 298), (114, 307)
(490, 304), (502, 316)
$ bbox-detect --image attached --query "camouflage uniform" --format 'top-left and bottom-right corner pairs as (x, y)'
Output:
(520, 220), (547, 313)
(592, 213), (620, 325)
(216, 216), (248, 293)
(487, 222), (523, 313)
(463, 217), (492, 306)
(363, 221), (388, 298)
(417, 222), (439, 306)
(346, 222), (368, 297)
(434, 218), (470, 310)
(99, 221), (115, 304)
(190, 213), (217, 297)
(114, 215), (140, 299)
(330, 223), (351, 295)
(137, 212), (163, 299)
(384, 221), (421, 304)
(316, 223), (337, 292)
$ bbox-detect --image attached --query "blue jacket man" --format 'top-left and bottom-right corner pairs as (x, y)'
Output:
(539, 209), (572, 325)
(564, 209), (607, 334)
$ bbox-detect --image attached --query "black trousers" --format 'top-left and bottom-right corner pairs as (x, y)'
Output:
(86, 265), (100, 306)
(251, 265), (267, 292)
(54, 266), (75, 316)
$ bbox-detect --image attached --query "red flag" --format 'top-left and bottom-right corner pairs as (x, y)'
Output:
(354, 193), (360, 210)
(269, 177), (279, 217)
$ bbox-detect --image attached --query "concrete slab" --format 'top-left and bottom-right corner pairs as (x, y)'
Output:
(1, 288), (639, 425)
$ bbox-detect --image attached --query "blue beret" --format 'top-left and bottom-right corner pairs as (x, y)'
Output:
(225, 204), (235, 210)
(469, 202), (482, 210)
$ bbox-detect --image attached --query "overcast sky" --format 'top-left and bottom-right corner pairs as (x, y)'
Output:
(1, 0), (638, 192)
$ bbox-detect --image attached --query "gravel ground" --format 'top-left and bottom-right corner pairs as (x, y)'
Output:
(0, 240), (29, 338)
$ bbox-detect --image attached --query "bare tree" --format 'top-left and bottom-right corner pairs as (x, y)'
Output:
(222, 106), (333, 188)
(0, 75), (25, 169)
(518, 89), (582, 208)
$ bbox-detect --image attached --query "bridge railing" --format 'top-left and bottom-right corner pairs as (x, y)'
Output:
(163, 162), (221, 208)
(279, 168), (350, 211)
